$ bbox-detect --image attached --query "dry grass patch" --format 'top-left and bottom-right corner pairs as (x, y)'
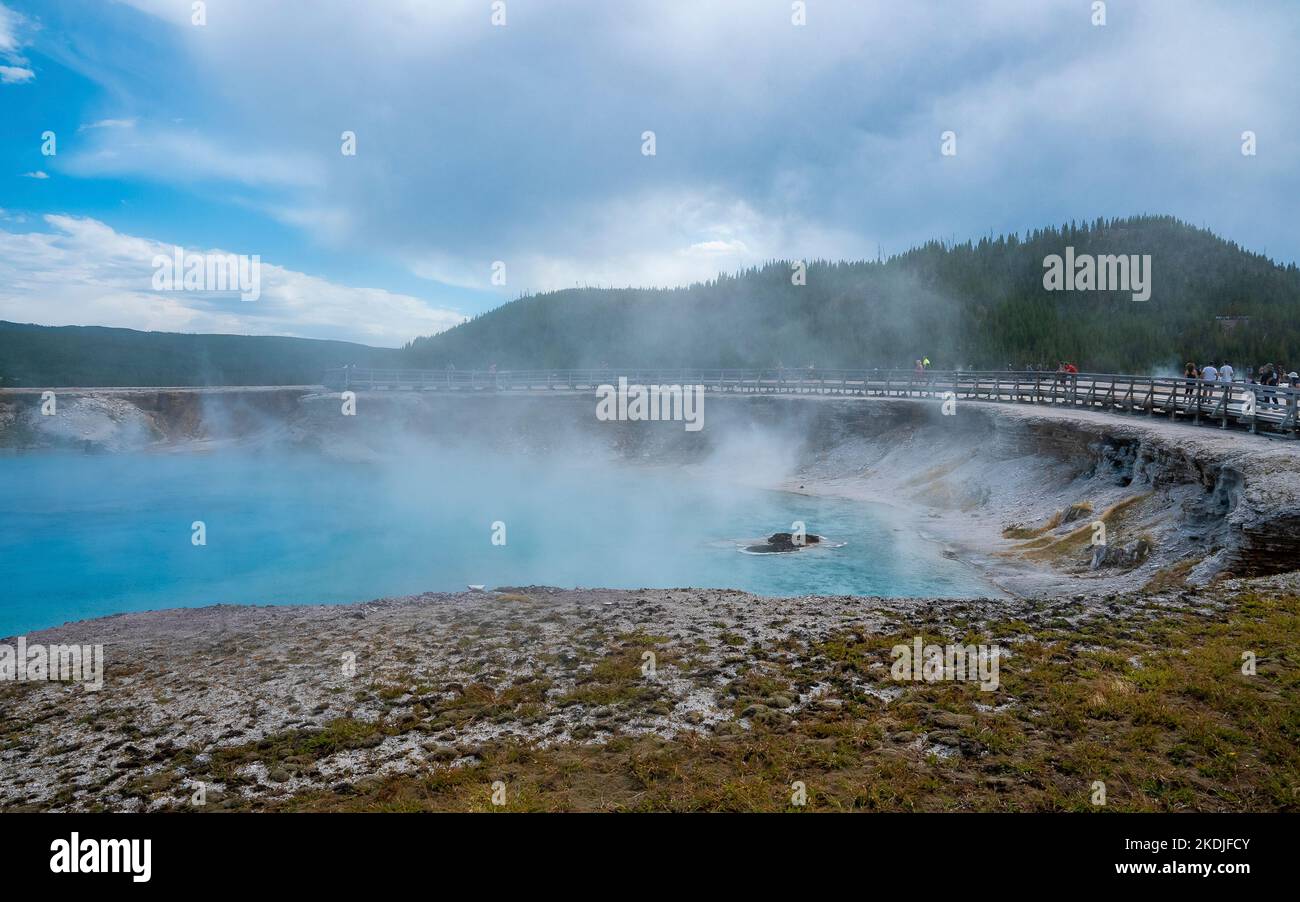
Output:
(178, 588), (1300, 813)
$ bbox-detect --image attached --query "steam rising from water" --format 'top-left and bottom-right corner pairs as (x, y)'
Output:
(0, 430), (992, 635)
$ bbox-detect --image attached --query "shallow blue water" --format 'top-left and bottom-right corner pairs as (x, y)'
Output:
(0, 450), (993, 636)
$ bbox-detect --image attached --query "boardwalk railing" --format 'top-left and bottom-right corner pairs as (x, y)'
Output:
(322, 367), (1300, 437)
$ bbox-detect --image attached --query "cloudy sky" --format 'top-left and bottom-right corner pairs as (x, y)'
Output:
(1, 0), (1297, 346)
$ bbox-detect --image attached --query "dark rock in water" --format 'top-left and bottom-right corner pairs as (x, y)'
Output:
(745, 532), (823, 554)
(768, 532), (821, 547)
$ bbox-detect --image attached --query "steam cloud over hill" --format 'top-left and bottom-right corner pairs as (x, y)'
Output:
(4, 216), (1298, 388)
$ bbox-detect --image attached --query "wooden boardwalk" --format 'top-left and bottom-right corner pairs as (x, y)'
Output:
(322, 367), (1300, 438)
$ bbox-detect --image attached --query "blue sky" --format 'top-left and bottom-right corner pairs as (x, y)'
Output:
(1, 0), (1297, 346)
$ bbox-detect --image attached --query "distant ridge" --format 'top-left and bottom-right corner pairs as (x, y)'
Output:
(0, 321), (400, 388)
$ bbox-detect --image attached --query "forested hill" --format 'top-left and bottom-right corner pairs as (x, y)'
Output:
(403, 216), (1300, 373)
(0, 322), (400, 387)
(5, 216), (1297, 387)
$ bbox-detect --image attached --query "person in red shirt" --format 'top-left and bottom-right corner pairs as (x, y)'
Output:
(1063, 362), (1079, 374)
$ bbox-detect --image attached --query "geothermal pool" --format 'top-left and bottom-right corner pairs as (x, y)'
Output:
(0, 450), (994, 636)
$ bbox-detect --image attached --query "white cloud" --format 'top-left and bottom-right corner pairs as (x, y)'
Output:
(265, 203), (353, 246)
(0, 64), (32, 83)
(0, 216), (466, 346)
(0, 2), (21, 55)
(21, 171), (48, 179)
(17, 0), (1300, 303)
(688, 240), (750, 256)
(98, 0), (1300, 276)
(78, 118), (137, 131)
(63, 127), (324, 189)
(0, 2), (33, 84)
(410, 188), (869, 294)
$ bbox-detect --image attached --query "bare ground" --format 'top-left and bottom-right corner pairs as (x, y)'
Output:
(2, 575), (1296, 812)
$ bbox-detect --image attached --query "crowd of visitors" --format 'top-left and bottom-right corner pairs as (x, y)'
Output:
(1171, 360), (1299, 408)
(1180, 360), (1298, 387)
